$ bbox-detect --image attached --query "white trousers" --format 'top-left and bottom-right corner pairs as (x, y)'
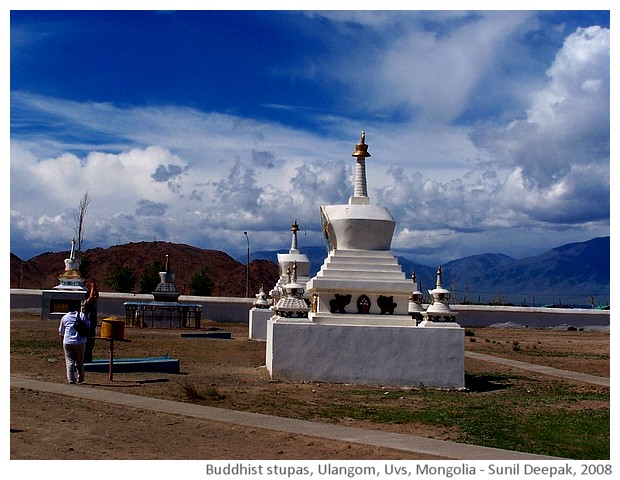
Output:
(63, 342), (86, 383)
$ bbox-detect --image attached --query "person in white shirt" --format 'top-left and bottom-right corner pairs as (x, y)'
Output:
(58, 303), (91, 384)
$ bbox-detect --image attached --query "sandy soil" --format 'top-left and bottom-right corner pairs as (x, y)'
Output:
(9, 312), (609, 460)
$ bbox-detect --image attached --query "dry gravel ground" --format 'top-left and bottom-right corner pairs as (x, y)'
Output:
(9, 312), (609, 461)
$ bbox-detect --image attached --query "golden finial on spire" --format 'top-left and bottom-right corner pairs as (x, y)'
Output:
(352, 130), (371, 158)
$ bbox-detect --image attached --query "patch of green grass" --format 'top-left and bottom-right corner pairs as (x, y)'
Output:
(313, 378), (609, 459)
(415, 402), (609, 459)
(520, 409), (609, 459)
(205, 388), (227, 401)
(179, 381), (227, 401)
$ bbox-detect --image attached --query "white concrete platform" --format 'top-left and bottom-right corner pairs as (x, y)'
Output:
(248, 308), (273, 340)
(266, 317), (465, 388)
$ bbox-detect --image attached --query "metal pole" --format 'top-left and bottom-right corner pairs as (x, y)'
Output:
(109, 339), (114, 382)
(243, 231), (249, 297)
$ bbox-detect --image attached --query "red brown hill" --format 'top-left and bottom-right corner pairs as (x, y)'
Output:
(10, 241), (279, 298)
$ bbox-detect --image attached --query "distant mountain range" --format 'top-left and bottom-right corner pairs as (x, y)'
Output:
(250, 236), (610, 308)
(11, 237), (609, 308)
(10, 241), (279, 298)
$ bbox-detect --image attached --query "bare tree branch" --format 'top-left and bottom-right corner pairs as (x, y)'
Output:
(73, 191), (92, 256)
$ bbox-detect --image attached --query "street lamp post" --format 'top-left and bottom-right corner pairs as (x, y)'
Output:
(243, 231), (249, 297)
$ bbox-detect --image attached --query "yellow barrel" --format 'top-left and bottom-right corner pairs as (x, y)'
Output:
(100, 316), (125, 340)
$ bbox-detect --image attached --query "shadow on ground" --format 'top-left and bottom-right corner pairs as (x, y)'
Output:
(465, 373), (512, 393)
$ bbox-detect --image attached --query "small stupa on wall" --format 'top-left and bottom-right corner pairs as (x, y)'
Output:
(124, 254), (202, 329)
(420, 266), (458, 324)
(253, 284), (270, 309)
(55, 238), (86, 290)
(408, 271), (426, 322)
(152, 255), (180, 302)
(41, 238), (87, 320)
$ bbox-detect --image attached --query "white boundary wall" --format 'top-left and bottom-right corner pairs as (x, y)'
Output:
(452, 304), (609, 329)
(10, 289), (254, 323)
(10, 289), (609, 329)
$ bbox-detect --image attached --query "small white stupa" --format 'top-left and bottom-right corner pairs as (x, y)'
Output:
(152, 255), (180, 302)
(249, 220), (312, 340)
(407, 271), (426, 322)
(253, 284), (270, 309)
(54, 238), (86, 290)
(42, 238), (87, 320)
(420, 266), (458, 324)
(266, 132), (464, 388)
(273, 261), (310, 318)
(270, 220), (312, 305)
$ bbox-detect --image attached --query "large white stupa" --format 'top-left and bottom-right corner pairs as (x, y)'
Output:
(266, 132), (464, 388)
(306, 132), (413, 320)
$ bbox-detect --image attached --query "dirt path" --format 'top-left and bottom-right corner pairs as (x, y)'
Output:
(10, 313), (609, 461)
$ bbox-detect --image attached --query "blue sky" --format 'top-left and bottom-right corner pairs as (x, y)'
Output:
(8, 6), (611, 266)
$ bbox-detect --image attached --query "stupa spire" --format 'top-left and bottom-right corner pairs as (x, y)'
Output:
(290, 220), (300, 253)
(69, 238), (77, 262)
(350, 130), (371, 205)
